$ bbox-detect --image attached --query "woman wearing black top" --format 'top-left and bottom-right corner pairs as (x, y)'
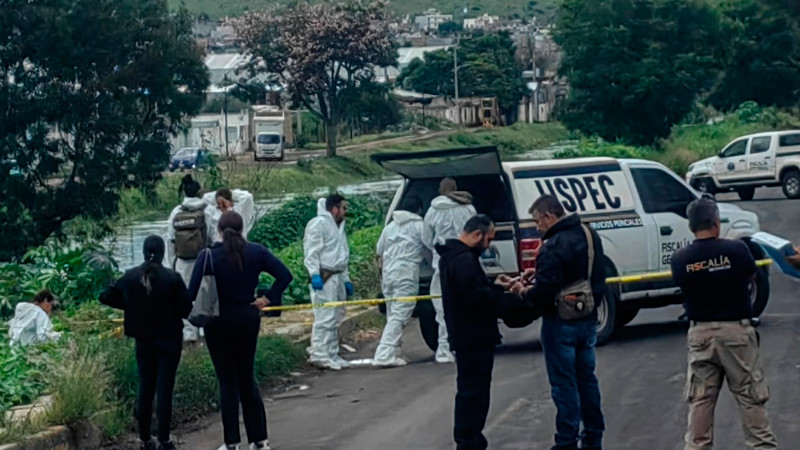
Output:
(188, 211), (293, 450)
(100, 235), (191, 450)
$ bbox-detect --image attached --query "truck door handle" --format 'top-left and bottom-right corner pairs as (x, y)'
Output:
(660, 226), (673, 236)
(765, 156), (772, 159)
(739, 159), (746, 162)
(721, 217), (730, 223)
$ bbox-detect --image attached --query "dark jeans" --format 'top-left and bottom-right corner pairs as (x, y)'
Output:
(454, 346), (495, 450)
(205, 304), (267, 445)
(135, 338), (182, 443)
(540, 316), (605, 449)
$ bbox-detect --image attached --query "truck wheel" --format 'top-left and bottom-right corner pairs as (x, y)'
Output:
(736, 187), (755, 201)
(596, 259), (619, 346)
(782, 169), (800, 199)
(416, 299), (438, 352)
(696, 178), (716, 195)
(614, 305), (639, 328)
(743, 238), (770, 316)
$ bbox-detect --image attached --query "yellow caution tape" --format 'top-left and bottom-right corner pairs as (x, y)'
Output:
(20, 259), (772, 327)
(262, 295), (438, 312)
(262, 258), (774, 311)
(604, 258), (773, 285)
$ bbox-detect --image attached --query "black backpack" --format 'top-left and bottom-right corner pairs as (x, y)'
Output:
(173, 207), (208, 259)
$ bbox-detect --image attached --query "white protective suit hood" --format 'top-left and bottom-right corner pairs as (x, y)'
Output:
(303, 198), (350, 277)
(181, 197), (207, 211)
(423, 195), (477, 256)
(8, 302), (61, 347)
(392, 210), (421, 225)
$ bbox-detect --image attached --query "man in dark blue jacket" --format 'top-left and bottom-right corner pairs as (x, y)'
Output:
(522, 195), (606, 450)
(437, 214), (522, 450)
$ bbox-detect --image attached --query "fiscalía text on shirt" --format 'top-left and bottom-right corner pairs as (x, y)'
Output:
(685, 255), (732, 273)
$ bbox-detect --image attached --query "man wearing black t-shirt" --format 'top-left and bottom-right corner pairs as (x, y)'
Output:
(671, 198), (777, 450)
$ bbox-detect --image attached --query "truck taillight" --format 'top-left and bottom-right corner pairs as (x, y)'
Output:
(519, 238), (541, 270)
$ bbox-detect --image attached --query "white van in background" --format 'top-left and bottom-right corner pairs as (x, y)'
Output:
(372, 147), (769, 346)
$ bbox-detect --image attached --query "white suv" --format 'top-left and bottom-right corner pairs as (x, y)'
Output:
(685, 130), (800, 200)
(372, 147), (769, 346)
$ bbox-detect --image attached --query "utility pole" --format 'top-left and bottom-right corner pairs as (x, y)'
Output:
(454, 34), (460, 126)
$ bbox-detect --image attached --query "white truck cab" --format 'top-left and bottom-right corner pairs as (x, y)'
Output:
(372, 147), (768, 346)
(685, 130), (800, 200)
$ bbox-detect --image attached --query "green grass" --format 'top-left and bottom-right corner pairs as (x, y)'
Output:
(171, 0), (559, 22)
(118, 123), (570, 222)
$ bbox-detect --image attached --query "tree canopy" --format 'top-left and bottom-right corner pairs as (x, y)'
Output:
(234, 0), (397, 157)
(554, 0), (800, 144)
(397, 32), (527, 122)
(0, 0), (208, 260)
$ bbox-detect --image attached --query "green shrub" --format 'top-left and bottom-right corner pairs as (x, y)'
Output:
(249, 193), (392, 253)
(348, 226), (382, 300)
(0, 341), (56, 412)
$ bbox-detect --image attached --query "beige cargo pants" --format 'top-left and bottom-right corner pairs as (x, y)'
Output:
(684, 320), (778, 450)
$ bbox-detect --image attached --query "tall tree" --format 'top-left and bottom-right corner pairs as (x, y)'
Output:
(708, 0), (800, 110)
(397, 32), (527, 123)
(235, 1), (396, 157)
(0, 0), (208, 260)
(554, 0), (724, 144)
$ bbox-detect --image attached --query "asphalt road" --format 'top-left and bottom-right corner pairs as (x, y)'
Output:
(178, 187), (800, 450)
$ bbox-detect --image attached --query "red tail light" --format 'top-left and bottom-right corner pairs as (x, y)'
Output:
(519, 238), (542, 270)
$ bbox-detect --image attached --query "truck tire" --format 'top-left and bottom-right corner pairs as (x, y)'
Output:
(743, 238), (770, 317)
(596, 258), (619, 346)
(782, 169), (800, 199)
(736, 187), (755, 201)
(695, 178), (716, 195)
(416, 299), (439, 352)
(614, 305), (639, 328)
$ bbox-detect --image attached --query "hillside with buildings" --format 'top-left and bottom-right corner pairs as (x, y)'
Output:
(170, 0), (559, 22)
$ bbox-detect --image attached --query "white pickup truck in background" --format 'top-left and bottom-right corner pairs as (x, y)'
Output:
(685, 130), (800, 200)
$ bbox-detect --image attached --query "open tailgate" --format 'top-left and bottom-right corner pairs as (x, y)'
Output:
(371, 146), (503, 180)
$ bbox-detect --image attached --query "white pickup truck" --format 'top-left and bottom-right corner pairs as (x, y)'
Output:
(685, 130), (800, 200)
(372, 147), (769, 346)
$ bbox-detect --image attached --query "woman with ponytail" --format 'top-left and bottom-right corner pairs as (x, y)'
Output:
(188, 211), (293, 450)
(100, 235), (191, 450)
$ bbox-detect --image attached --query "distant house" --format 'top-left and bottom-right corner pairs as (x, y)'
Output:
(414, 9), (453, 32)
(464, 14), (501, 31)
(375, 45), (451, 83)
(392, 88), (500, 127)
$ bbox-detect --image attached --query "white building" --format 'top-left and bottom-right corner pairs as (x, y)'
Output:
(171, 112), (250, 156)
(414, 9), (453, 32)
(464, 14), (500, 31)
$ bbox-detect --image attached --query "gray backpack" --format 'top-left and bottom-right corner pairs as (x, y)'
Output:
(173, 207), (207, 260)
(556, 225), (596, 321)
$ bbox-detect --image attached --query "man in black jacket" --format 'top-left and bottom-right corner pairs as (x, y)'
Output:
(522, 195), (605, 450)
(437, 214), (522, 450)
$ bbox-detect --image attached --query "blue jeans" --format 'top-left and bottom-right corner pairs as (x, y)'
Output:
(540, 316), (605, 449)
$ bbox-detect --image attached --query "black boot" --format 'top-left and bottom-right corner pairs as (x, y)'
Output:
(158, 441), (178, 450)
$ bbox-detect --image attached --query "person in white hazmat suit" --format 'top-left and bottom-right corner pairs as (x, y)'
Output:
(373, 197), (425, 367)
(8, 289), (61, 347)
(423, 178), (477, 363)
(202, 188), (257, 241)
(165, 181), (216, 342)
(303, 194), (354, 371)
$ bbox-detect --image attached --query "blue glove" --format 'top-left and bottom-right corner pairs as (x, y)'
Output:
(311, 274), (324, 291)
(345, 281), (354, 297)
